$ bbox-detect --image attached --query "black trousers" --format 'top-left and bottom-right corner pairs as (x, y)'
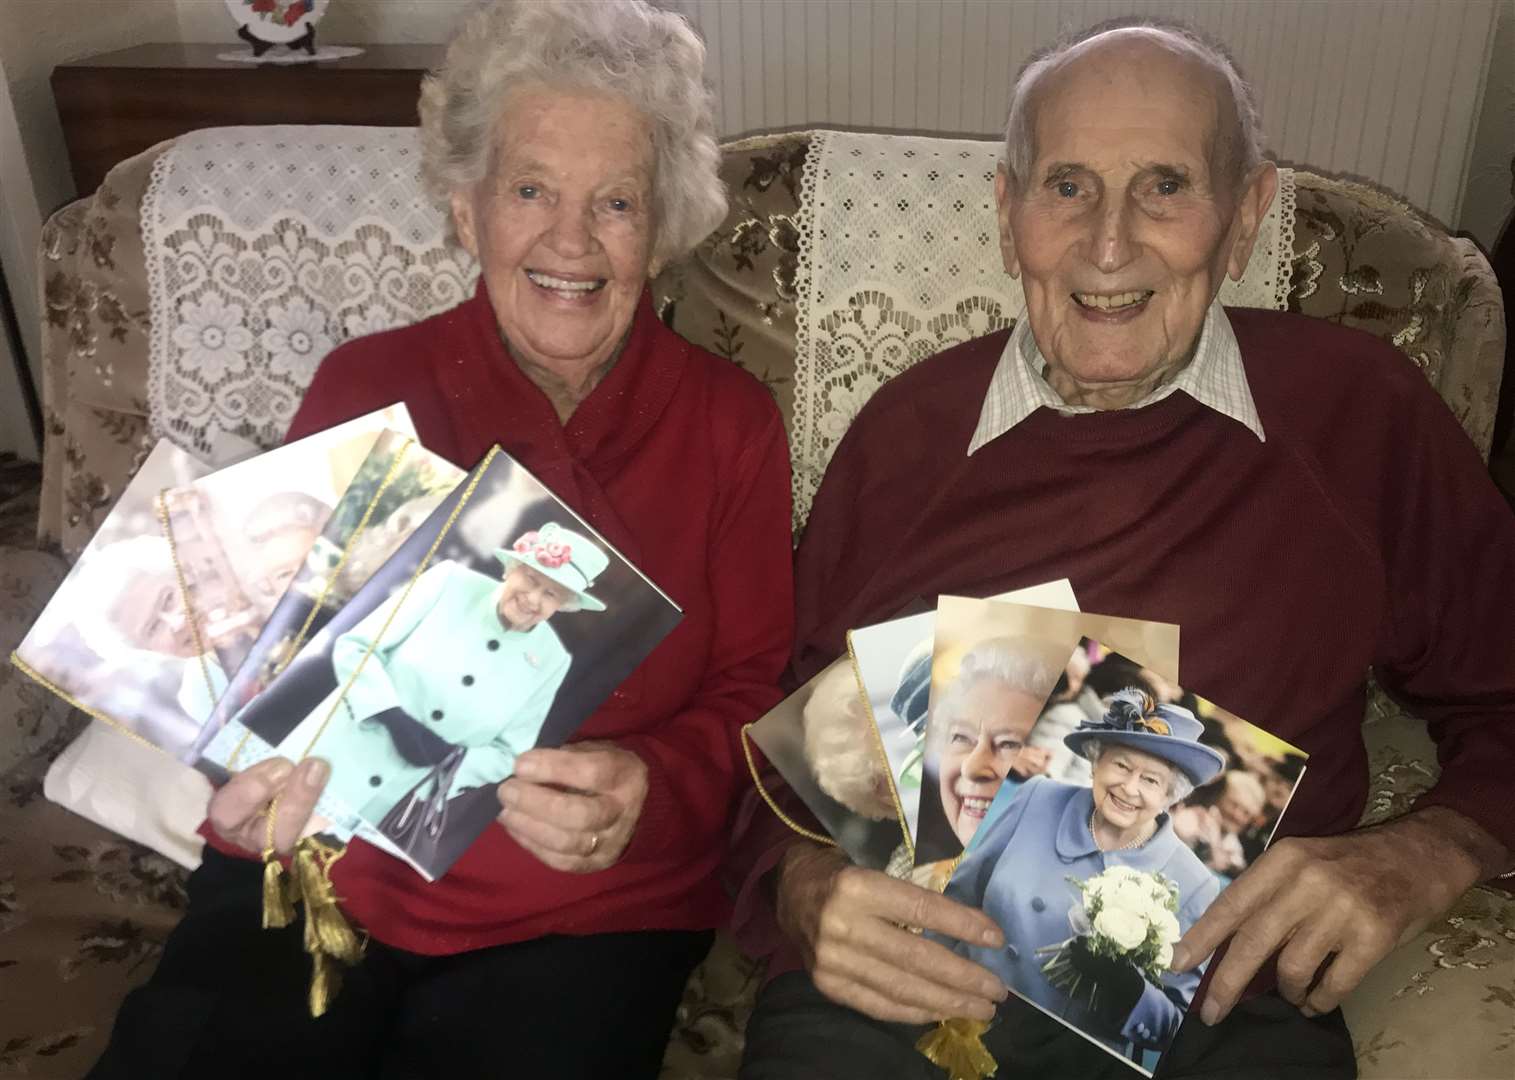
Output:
(740, 971), (1358, 1080)
(89, 849), (712, 1080)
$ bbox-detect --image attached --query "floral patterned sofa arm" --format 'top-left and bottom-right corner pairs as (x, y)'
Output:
(37, 149), (161, 557)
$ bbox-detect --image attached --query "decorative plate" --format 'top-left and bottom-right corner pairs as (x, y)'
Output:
(224, 0), (330, 46)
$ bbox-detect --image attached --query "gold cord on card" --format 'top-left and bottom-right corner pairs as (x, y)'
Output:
(739, 723), (838, 848)
(8, 651), (160, 751)
(915, 851), (985, 1075)
(844, 633), (915, 862)
(283, 437), (414, 668)
(257, 445), (496, 1019)
(225, 436), (415, 772)
(293, 445), (492, 762)
(155, 488), (221, 710)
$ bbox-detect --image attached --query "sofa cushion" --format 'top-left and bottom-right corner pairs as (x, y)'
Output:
(0, 744), (187, 1077)
(0, 547), (71, 776)
(1345, 698), (1515, 1079)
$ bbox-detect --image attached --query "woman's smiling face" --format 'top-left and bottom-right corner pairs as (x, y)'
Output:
(450, 84), (658, 376)
(495, 563), (573, 633)
(937, 678), (1044, 845)
(1090, 745), (1175, 835)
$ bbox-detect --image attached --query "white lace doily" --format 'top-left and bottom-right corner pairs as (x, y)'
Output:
(143, 125), (478, 465)
(790, 129), (1295, 526)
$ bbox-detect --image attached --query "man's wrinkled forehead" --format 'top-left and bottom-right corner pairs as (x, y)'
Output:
(1026, 31), (1232, 179)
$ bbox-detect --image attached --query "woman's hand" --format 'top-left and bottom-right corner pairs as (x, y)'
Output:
(207, 756), (329, 855)
(776, 842), (1010, 1024)
(496, 740), (648, 872)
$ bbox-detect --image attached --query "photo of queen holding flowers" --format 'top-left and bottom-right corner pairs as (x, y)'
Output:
(942, 686), (1227, 1067)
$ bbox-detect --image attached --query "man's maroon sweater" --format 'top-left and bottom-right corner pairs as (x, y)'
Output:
(730, 307), (1515, 965)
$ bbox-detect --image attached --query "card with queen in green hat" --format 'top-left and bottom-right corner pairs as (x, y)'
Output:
(202, 444), (682, 882)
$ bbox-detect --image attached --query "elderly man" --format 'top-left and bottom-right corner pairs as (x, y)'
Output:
(731, 18), (1515, 1080)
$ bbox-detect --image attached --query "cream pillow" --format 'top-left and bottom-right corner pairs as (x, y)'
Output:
(45, 719), (211, 869)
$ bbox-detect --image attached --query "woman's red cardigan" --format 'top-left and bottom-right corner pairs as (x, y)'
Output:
(204, 283), (795, 955)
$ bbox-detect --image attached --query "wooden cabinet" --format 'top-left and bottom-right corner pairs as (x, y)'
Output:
(51, 43), (443, 197)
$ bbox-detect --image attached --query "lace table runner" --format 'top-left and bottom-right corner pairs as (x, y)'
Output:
(790, 129), (1295, 526)
(143, 125), (478, 464)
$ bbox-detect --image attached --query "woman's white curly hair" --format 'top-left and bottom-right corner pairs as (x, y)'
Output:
(802, 659), (896, 822)
(419, 0), (728, 267)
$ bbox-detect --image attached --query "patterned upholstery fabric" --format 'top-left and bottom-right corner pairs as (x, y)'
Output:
(6, 130), (1509, 1079)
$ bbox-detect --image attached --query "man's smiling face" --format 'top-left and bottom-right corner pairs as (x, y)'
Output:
(998, 33), (1273, 407)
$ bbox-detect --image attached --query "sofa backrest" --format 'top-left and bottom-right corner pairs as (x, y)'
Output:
(36, 126), (1505, 556)
(656, 134), (1505, 510)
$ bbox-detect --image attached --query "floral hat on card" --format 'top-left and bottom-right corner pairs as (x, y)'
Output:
(1063, 687), (1225, 786)
(494, 522), (608, 613)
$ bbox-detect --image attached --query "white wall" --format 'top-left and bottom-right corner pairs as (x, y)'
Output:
(0, 53), (43, 457)
(673, 0), (1500, 235)
(0, 0), (181, 224)
(0, 0), (182, 458)
(1459, 0), (1515, 253)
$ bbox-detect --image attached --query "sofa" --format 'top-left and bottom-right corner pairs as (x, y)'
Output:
(1, 125), (1510, 1079)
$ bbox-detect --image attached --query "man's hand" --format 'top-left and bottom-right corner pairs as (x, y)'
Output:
(775, 842), (1010, 1024)
(497, 741), (648, 873)
(1172, 808), (1507, 1024)
(208, 756), (329, 855)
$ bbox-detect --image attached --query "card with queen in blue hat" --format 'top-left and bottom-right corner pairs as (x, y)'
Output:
(929, 617), (1308, 1077)
(201, 444), (682, 881)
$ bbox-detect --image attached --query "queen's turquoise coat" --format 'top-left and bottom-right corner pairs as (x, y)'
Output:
(943, 776), (1218, 1057)
(276, 560), (571, 825)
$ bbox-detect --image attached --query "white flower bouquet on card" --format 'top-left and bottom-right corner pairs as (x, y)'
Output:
(1037, 865), (1183, 1014)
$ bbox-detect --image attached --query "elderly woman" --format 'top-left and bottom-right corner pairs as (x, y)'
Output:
(943, 689), (1225, 1060)
(916, 637), (1059, 862)
(89, 3), (792, 1077)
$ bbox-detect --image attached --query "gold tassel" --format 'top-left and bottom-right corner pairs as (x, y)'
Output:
(916, 1018), (998, 1080)
(260, 799), (297, 930)
(293, 838), (363, 963)
(286, 835), (364, 1018)
(261, 850), (297, 929)
(307, 949), (342, 1020)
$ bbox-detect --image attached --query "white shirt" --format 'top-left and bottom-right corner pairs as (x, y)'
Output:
(967, 301), (1265, 455)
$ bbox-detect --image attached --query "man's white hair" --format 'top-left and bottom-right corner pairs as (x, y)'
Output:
(420, 0), (728, 267)
(1001, 16), (1265, 194)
